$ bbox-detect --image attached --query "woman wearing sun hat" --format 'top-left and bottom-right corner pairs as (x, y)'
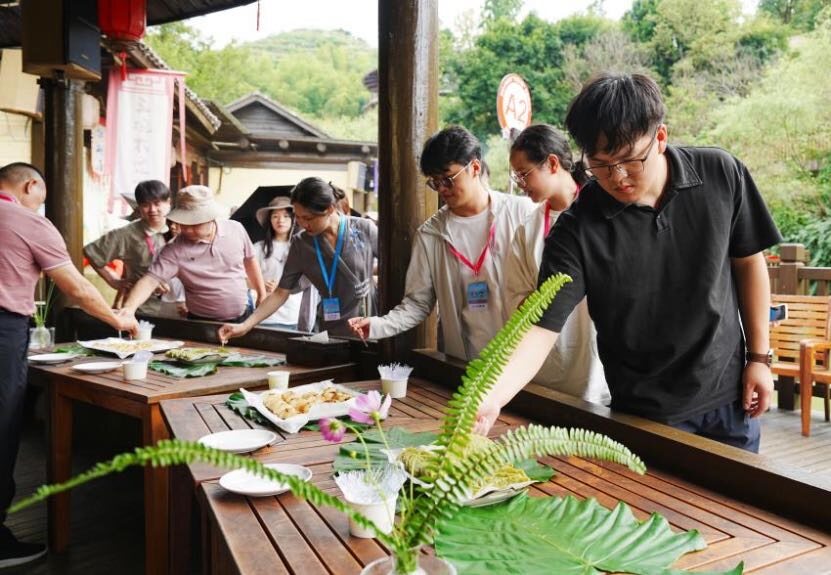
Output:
(120, 185), (267, 322)
(253, 195), (318, 331)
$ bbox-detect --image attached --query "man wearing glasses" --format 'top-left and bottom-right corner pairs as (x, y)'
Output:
(474, 72), (781, 452)
(349, 126), (534, 360)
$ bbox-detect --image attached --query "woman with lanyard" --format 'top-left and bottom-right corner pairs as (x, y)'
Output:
(503, 124), (609, 404)
(218, 177), (377, 341)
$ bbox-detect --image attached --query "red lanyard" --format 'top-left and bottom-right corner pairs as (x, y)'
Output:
(144, 233), (156, 257)
(543, 203), (553, 237)
(446, 223), (496, 276)
(0, 192), (17, 203)
(543, 184), (581, 238)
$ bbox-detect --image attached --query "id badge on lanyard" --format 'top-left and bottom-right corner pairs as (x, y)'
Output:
(314, 217), (347, 322)
(447, 223), (496, 313)
(466, 281), (489, 310)
(322, 297), (342, 321)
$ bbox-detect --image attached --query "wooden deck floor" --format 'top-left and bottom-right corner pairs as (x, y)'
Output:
(4, 394), (830, 574)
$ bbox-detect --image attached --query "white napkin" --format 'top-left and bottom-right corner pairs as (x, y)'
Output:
(334, 465), (407, 505)
(305, 330), (330, 343)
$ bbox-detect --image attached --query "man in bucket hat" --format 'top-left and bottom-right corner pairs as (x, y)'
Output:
(120, 185), (267, 322)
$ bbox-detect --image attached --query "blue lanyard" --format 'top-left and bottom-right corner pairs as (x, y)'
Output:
(313, 216), (346, 297)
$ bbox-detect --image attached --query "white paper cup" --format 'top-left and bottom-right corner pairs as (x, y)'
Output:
(381, 378), (408, 399)
(267, 370), (290, 390)
(123, 361), (148, 380)
(136, 327), (153, 341)
(347, 494), (397, 538)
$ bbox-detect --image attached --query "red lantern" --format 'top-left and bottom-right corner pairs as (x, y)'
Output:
(98, 0), (147, 42)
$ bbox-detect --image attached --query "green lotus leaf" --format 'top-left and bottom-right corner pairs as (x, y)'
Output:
(435, 493), (743, 575)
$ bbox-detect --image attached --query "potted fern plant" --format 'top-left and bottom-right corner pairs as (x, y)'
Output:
(9, 274), (663, 574)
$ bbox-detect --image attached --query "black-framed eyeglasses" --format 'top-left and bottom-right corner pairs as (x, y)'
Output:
(426, 160), (473, 191)
(584, 128), (659, 181)
(509, 158), (548, 189)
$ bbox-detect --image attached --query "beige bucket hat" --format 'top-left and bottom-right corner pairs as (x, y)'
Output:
(255, 195), (294, 227)
(166, 185), (226, 225)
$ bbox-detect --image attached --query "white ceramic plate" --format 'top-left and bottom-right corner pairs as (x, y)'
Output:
(197, 429), (278, 454)
(219, 463), (313, 497)
(70, 361), (125, 374)
(28, 353), (78, 365)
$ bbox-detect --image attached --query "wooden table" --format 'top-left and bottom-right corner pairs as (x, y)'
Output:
(28, 339), (358, 575)
(161, 378), (831, 574)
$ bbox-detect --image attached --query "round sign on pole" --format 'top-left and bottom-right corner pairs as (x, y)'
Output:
(496, 73), (532, 139)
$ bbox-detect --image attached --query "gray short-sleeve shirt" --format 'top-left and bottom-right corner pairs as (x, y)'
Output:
(280, 216), (377, 336)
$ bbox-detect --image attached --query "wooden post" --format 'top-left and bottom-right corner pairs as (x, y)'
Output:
(377, 0), (439, 360)
(778, 243), (807, 295)
(41, 74), (85, 332)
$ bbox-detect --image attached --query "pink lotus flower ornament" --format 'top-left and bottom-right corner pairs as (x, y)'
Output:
(320, 417), (347, 443)
(349, 390), (392, 424)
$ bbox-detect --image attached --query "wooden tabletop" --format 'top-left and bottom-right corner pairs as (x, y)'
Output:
(28, 339), (358, 405)
(29, 338), (359, 575)
(162, 379), (831, 575)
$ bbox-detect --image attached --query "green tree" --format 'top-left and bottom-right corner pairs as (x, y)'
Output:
(699, 21), (831, 257)
(482, 0), (524, 24)
(443, 14), (608, 141)
(759, 0), (830, 30)
(622, 0), (661, 43)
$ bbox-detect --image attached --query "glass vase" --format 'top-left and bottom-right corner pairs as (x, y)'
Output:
(29, 326), (55, 351)
(359, 554), (456, 575)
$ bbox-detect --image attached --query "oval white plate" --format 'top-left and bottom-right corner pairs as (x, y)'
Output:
(70, 361), (124, 374)
(197, 429), (278, 454)
(29, 353), (78, 364)
(219, 463), (312, 497)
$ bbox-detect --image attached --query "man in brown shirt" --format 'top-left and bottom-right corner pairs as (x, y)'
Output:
(0, 162), (137, 568)
(84, 180), (171, 315)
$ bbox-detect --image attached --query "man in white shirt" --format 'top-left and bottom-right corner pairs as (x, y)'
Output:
(349, 126), (534, 360)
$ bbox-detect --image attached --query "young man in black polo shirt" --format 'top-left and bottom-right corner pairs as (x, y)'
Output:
(474, 72), (781, 452)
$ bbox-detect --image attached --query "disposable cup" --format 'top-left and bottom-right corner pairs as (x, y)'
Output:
(136, 327), (153, 341)
(123, 361), (148, 380)
(347, 494), (397, 538)
(267, 370), (290, 390)
(381, 378), (408, 399)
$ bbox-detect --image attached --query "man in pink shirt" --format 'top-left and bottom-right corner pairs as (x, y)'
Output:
(120, 185), (267, 322)
(0, 162), (137, 569)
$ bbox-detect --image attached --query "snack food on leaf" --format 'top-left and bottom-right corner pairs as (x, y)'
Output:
(263, 386), (354, 419)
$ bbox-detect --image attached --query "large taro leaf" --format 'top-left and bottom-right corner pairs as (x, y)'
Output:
(435, 493), (743, 575)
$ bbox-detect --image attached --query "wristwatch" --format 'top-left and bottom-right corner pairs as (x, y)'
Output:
(745, 350), (773, 367)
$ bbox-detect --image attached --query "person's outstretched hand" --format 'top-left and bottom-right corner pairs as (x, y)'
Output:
(347, 317), (371, 340)
(473, 395), (501, 436)
(113, 309), (139, 337)
(217, 322), (248, 345)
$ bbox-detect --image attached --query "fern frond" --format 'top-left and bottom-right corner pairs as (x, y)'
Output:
(437, 273), (571, 453)
(7, 439), (401, 551)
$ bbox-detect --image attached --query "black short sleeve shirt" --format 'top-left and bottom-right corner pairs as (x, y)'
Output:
(536, 145), (782, 423)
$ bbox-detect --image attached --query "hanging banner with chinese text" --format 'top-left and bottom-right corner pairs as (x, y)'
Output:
(104, 68), (186, 212)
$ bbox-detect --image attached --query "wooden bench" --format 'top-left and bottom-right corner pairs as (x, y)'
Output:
(770, 295), (831, 436)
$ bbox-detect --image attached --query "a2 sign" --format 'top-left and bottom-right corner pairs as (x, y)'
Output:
(496, 73), (532, 138)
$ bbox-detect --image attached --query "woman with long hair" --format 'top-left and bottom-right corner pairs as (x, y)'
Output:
(219, 177), (377, 340)
(503, 124), (610, 404)
(252, 196), (305, 330)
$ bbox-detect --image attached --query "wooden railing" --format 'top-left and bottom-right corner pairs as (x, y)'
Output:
(768, 243), (831, 295)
